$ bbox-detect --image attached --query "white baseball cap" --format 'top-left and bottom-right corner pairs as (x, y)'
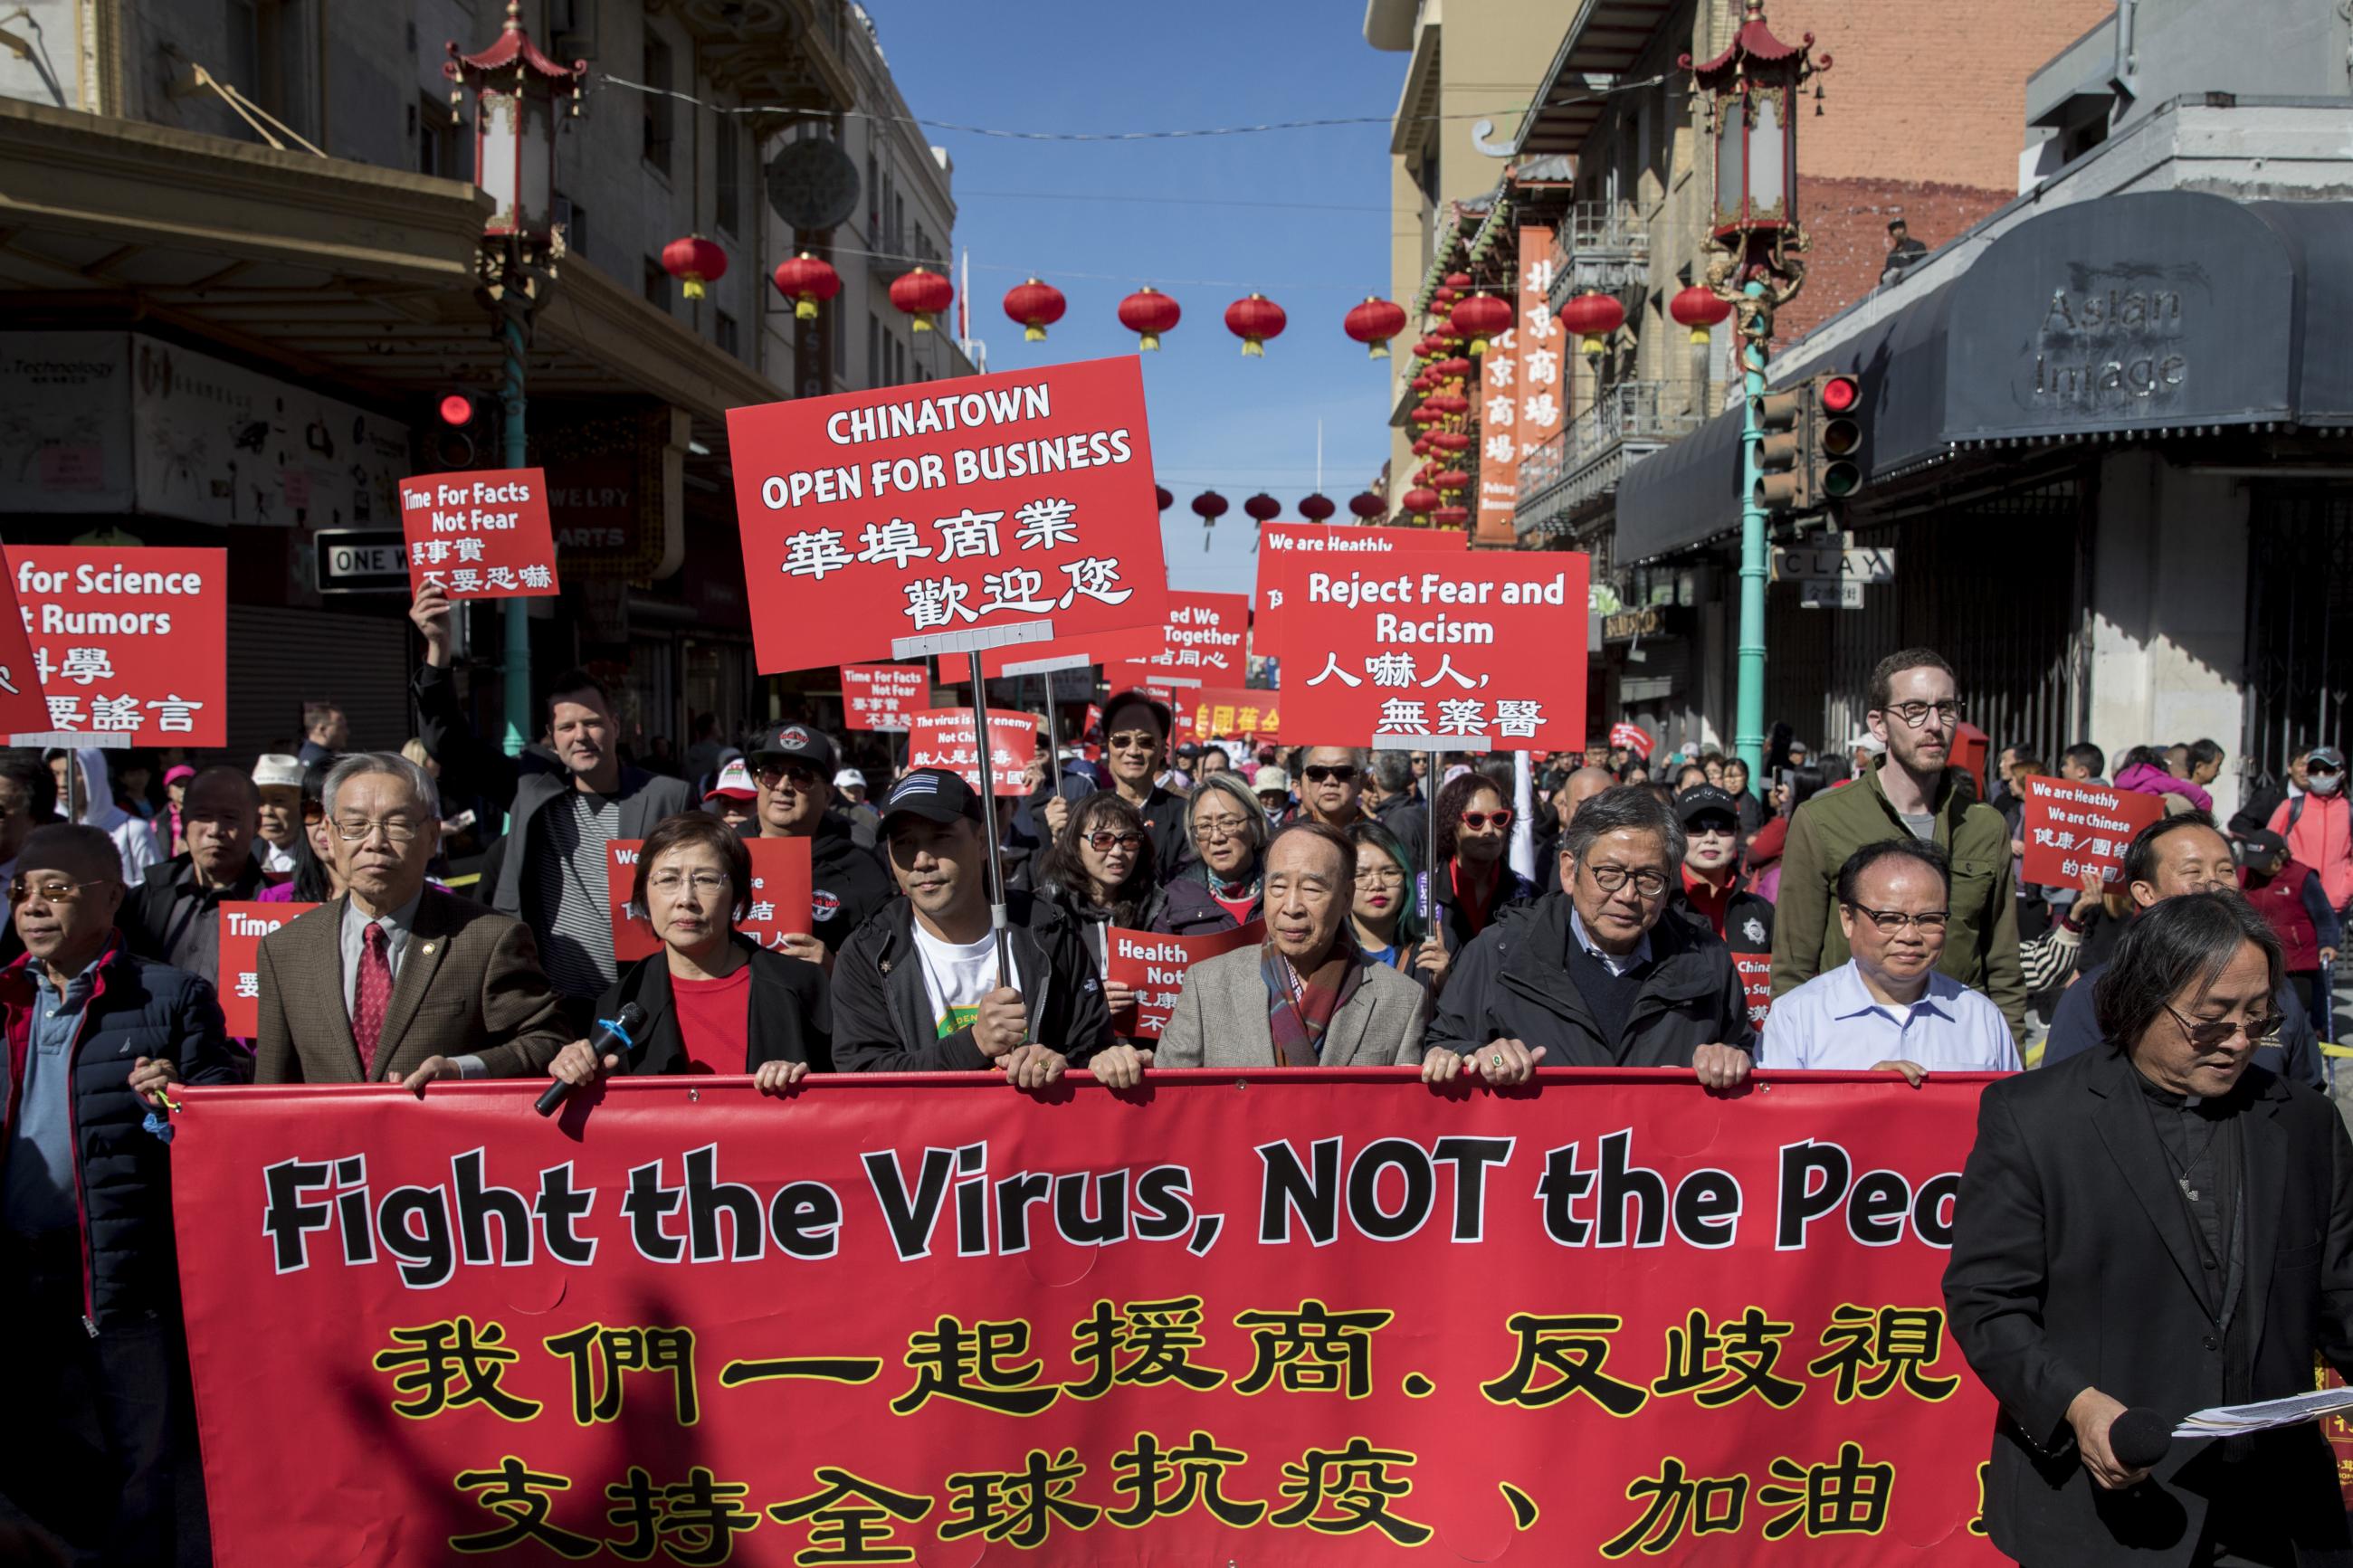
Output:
(834, 768), (867, 790)
(252, 754), (306, 791)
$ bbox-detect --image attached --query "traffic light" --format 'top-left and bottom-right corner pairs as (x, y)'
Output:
(429, 391), (493, 470)
(1752, 385), (1812, 512)
(1815, 372), (1863, 502)
(1751, 372), (1866, 516)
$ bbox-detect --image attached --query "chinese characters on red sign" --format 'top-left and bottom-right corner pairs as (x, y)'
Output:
(1271, 552), (1589, 751)
(840, 664), (930, 733)
(1611, 721), (1656, 758)
(1104, 921), (1263, 1039)
(399, 468), (562, 600)
(727, 356), (1167, 671)
(606, 837), (814, 964)
(1141, 592), (1250, 680)
(1182, 688), (1281, 741)
(216, 900), (319, 1037)
(905, 708), (1040, 796)
(0, 561), (51, 736)
(1510, 225), (1568, 489)
(2022, 775), (2165, 888)
(7, 546), (227, 746)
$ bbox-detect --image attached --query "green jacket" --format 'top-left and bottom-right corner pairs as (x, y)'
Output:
(1767, 766), (2026, 1041)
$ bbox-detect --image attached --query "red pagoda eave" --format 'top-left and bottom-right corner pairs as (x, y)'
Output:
(1681, 3), (1822, 90)
(448, 1), (587, 83)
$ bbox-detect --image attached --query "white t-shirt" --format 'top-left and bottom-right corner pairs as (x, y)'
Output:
(910, 922), (1017, 1040)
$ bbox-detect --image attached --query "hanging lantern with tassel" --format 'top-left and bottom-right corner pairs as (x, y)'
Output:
(769, 252), (840, 320)
(889, 265), (954, 332)
(1002, 277), (1067, 342)
(1118, 287), (1183, 351)
(662, 235), (727, 300)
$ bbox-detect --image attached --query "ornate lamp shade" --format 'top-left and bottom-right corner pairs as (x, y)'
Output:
(444, 1), (587, 246)
(662, 236), (727, 299)
(1343, 296), (1408, 359)
(1684, 0), (1829, 246)
(771, 252), (840, 319)
(1225, 293), (1288, 356)
(1119, 287), (1182, 350)
(1003, 278), (1067, 342)
(889, 266), (955, 332)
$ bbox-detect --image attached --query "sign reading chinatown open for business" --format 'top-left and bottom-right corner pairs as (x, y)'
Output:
(1272, 550), (1590, 752)
(7, 546), (227, 746)
(727, 356), (1167, 672)
(173, 1072), (2007, 1564)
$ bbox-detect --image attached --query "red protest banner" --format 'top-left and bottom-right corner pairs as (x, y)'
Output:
(399, 468), (562, 599)
(173, 1071), (2007, 1566)
(727, 356), (1167, 672)
(1272, 550), (1589, 750)
(217, 900), (318, 1037)
(905, 707), (1038, 795)
(1739, 953), (1774, 1029)
(2022, 774), (2166, 888)
(1253, 521), (1464, 613)
(0, 561), (52, 736)
(7, 546), (228, 746)
(1180, 686), (1282, 741)
(1142, 591), (1251, 680)
(1612, 720), (1657, 757)
(606, 836), (814, 963)
(840, 663), (930, 732)
(1105, 920), (1263, 1038)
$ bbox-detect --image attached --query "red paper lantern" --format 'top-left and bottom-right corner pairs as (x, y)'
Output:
(1434, 504), (1471, 527)
(770, 252), (840, 320)
(1449, 292), (1514, 355)
(1561, 290), (1628, 355)
(1348, 492), (1386, 520)
(662, 235), (727, 300)
(1427, 392), (1469, 416)
(1118, 287), (1182, 351)
(1414, 335), (1446, 359)
(1003, 277), (1067, 342)
(1412, 436), (1434, 456)
(1432, 287), (1459, 310)
(1670, 283), (1733, 345)
(1410, 404), (1442, 427)
(1155, 485), (1173, 512)
(1401, 487), (1441, 518)
(889, 265), (954, 333)
(1243, 493), (1282, 525)
(1435, 356), (1472, 381)
(1343, 296), (1408, 359)
(1299, 493), (1336, 522)
(1224, 293), (1287, 356)
(1443, 271), (1472, 290)
(1433, 468), (1471, 492)
(1433, 431), (1471, 453)
(1191, 491), (1229, 521)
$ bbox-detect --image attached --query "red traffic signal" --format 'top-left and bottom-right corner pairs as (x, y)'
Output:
(438, 394), (474, 427)
(1819, 374), (1861, 414)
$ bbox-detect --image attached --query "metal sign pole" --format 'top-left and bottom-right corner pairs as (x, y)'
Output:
(1034, 672), (1063, 795)
(967, 651), (1013, 987)
(1424, 746), (1440, 994)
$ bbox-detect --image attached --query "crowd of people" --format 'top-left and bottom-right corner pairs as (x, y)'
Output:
(6, 601), (2353, 1564)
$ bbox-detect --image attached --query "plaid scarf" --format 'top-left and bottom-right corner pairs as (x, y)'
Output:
(1262, 940), (1364, 1067)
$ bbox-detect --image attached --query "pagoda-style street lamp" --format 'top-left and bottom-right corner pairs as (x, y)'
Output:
(1683, 0), (1826, 780)
(445, 2), (587, 762)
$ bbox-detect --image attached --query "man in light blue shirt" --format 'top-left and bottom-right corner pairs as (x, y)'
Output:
(1764, 838), (2021, 1079)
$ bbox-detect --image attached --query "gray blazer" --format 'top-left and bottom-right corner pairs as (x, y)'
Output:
(1157, 946), (1426, 1068)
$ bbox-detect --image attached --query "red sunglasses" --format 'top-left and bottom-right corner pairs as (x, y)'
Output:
(1460, 810), (1513, 831)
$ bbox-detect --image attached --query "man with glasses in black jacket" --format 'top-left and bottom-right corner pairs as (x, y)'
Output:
(743, 721), (891, 963)
(1084, 690), (1189, 885)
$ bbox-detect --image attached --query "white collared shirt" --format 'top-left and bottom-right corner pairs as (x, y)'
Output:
(1762, 959), (2020, 1071)
(1569, 908), (1653, 978)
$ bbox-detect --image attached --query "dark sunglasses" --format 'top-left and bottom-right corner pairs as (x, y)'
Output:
(1459, 809), (1513, 831)
(1085, 830), (1146, 852)
(301, 799), (326, 824)
(756, 763), (821, 789)
(1106, 731), (1160, 751)
(2161, 1000), (2283, 1049)
(1302, 765), (1358, 784)
(8, 877), (103, 906)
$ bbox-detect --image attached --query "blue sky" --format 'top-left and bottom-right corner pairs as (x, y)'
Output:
(873, 1), (1410, 595)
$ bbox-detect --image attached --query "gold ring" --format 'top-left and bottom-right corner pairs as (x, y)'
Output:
(1491, 1053), (1503, 1069)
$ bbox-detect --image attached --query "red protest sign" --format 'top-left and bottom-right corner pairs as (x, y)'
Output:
(1611, 720), (1656, 757)
(607, 836), (814, 963)
(840, 663), (929, 732)
(399, 468), (561, 599)
(7, 546), (227, 746)
(217, 900), (318, 1037)
(1272, 550), (1589, 751)
(1105, 920), (1264, 1039)
(173, 1072), (2008, 1567)
(2022, 774), (2165, 889)
(1738, 953), (1773, 1029)
(905, 707), (1038, 795)
(0, 563), (52, 736)
(727, 356), (1167, 672)
(1180, 687), (1281, 740)
(1253, 521), (1465, 613)
(1142, 591), (1250, 680)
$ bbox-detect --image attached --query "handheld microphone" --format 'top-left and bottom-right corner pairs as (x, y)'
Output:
(2109, 1407), (2173, 1471)
(533, 1003), (649, 1117)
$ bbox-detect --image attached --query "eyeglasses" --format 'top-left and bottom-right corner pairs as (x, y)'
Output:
(1106, 731), (1159, 751)
(756, 764), (820, 789)
(1458, 809), (1513, 831)
(1191, 813), (1253, 841)
(1843, 903), (1950, 933)
(1585, 863), (1670, 898)
(1354, 867), (1405, 889)
(647, 870), (731, 897)
(332, 817), (423, 844)
(1085, 830), (1146, 852)
(1302, 765), (1358, 784)
(1880, 699), (1966, 729)
(7, 877), (104, 906)
(2160, 1000), (2282, 1049)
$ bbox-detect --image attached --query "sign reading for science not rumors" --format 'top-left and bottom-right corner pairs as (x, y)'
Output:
(727, 356), (1167, 672)
(7, 546), (227, 746)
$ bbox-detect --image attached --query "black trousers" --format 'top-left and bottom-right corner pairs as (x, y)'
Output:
(0, 1235), (209, 1567)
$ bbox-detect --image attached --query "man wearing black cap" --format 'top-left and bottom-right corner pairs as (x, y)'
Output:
(1073, 689), (1189, 885)
(746, 721), (893, 960)
(832, 767), (1110, 1080)
(1670, 784), (1776, 1030)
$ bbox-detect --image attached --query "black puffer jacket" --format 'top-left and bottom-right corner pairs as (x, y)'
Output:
(790, 813), (897, 954)
(0, 937), (238, 1326)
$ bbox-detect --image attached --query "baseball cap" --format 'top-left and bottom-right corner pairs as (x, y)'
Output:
(1254, 766), (1291, 795)
(2310, 746), (2345, 773)
(703, 758), (756, 803)
(1674, 784), (1740, 826)
(1850, 732), (1888, 756)
(163, 765), (195, 786)
(252, 754), (306, 792)
(834, 768), (866, 791)
(748, 722), (839, 777)
(2236, 828), (2290, 862)
(880, 766), (985, 829)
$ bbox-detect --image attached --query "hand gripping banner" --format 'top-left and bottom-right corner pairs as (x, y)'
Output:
(172, 1070), (2007, 1563)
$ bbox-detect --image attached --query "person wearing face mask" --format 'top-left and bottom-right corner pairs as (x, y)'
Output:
(1428, 772), (1539, 972)
(2269, 745), (2353, 929)
(2041, 813), (2324, 1086)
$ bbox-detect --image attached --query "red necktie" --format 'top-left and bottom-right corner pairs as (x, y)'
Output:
(354, 922), (392, 1078)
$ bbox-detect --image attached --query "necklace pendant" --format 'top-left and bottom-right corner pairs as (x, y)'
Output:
(2178, 1176), (2199, 1202)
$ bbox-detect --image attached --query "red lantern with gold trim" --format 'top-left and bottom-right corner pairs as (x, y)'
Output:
(1343, 296), (1408, 359)
(1299, 493), (1336, 522)
(1224, 293), (1287, 356)
(1434, 504), (1471, 527)
(889, 265), (954, 333)
(1402, 487), (1441, 518)
(1561, 290), (1628, 355)
(1670, 283), (1733, 344)
(1433, 431), (1471, 454)
(1118, 287), (1182, 351)
(1003, 278), (1067, 342)
(1449, 292), (1514, 355)
(1435, 356), (1472, 382)
(770, 252), (839, 320)
(662, 235), (727, 300)
(1348, 492), (1386, 520)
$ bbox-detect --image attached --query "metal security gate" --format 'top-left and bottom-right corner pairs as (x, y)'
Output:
(2243, 484), (2353, 791)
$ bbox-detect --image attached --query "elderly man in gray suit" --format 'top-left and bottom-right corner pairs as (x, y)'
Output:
(1099, 821), (1427, 1081)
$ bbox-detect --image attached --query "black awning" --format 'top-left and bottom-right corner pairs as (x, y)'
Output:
(1612, 402), (1743, 564)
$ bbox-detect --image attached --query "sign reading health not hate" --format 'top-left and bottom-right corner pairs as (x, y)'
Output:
(728, 356), (1168, 672)
(2022, 774), (2166, 889)
(8, 546), (228, 746)
(606, 836), (814, 964)
(1105, 920), (1263, 1039)
(398, 468), (562, 599)
(1272, 551), (1590, 752)
(905, 707), (1039, 795)
(217, 900), (319, 1037)
(839, 664), (929, 733)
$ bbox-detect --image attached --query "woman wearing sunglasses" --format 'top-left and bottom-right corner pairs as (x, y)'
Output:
(1346, 821), (1443, 982)
(545, 812), (831, 1095)
(1427, 771), (1540, 975)
(1033, 794), (1235, 1022)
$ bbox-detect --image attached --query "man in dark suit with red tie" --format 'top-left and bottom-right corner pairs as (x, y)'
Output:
(253, 754), (567, 1089)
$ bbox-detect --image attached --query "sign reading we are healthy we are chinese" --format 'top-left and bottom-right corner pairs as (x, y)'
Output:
(726, 356), (1168, 671)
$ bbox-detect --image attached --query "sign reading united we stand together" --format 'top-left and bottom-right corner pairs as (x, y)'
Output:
(727, 356), (1168, 671)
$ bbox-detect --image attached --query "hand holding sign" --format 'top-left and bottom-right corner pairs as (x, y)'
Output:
(399, 469), (561, 600)
(2022, 775), (2164, 889)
